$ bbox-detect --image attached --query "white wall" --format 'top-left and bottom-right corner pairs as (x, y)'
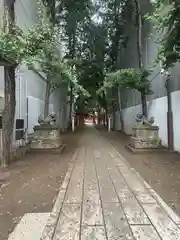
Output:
(115, 89), (180, 151)
(27, 96), (44, 134)
(14, 66), (47, 135)
(0, 67), (4, 111)
(171, 91), (180, 152)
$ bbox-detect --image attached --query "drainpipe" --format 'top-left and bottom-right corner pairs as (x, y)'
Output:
(161, 69), (174, 150)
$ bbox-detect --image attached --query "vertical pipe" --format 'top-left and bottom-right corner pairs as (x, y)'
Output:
(165, 74), (174, 150)
(19, 75), (21, 146)
(25, 77), (28, 142)
(0, 130), (2, 157)
(166, 0), (174, 150)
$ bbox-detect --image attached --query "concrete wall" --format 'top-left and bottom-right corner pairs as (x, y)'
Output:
(114, 0), (180, 152)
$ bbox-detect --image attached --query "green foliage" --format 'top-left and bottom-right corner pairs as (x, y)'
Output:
(55, 62), (90, 97)
(90, 0), (129, 110)
(58, 0), (93, 58)
(44, 0), (93, 111)
(0, 0), (59, 66)
(98, 68), (152, 95)
(0, 25), (24, 64)
(94, 0), (128, 71)
(36, 51), (90, 97)
(146, 0), (180, 68)
(76, 60), (104, 98)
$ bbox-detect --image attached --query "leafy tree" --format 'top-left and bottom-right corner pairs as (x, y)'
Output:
(147, 0), (180, 69)
(55, 0), (93, 123)
(99, 68), (152, 94)
(93, 0), (128, 128)
(0, 0), (59, 168)
(95, 0), (152, 120)
(133, 0), (148, 117)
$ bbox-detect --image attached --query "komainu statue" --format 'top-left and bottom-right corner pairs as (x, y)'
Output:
(38, 113), (57, 126)
(135, 113), (154, 126)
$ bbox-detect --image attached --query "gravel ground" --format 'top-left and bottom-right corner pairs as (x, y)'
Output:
(97, 126), (180, 216)
(0, 129), (81, 240)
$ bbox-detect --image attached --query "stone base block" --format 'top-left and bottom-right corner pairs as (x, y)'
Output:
(126, 144), (169, 154)
(31, 138), (62, 150)
(132, 125), (159, 138)
(130, 137), (161, 149)
(30, 125), (63, 151)
(31, 144), (66, 154)
(131, 124), (161, 149)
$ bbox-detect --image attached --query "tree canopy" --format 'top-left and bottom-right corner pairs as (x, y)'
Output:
(4, 0), (179, 113)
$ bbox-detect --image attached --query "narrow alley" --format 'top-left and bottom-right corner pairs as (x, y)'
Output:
(1, 0), (180, 239)
(38, 125), (180, 240)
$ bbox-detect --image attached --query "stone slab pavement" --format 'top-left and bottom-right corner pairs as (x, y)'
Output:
(41, 126), (180, 240)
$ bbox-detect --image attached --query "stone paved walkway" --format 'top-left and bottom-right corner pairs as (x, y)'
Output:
(41, 126), (180, 240)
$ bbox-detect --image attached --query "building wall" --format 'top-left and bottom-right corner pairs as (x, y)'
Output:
(115, 0), (180, 151)
(0, 67), (4, 110)
(15, 0), (47, 136)
(15, 0), (38, 31)
(0, 0), (69, 144)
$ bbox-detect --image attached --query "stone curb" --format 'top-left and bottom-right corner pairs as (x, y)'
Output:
(40, 150), (78, 240)
(110, 145), (180, 226)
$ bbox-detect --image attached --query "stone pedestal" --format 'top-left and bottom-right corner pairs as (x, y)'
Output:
(130, 125), (161, 149)
(31, 125), (62, 150)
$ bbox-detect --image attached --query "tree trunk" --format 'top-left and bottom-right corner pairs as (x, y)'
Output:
(141, 91), (147, 117)
(93, 110), (96, 124)
(134, 0), (148, 117)
(105, 108), (108, 127)
(43, 0), (56, 118)
(102, 111), (106, 127)
(117, 86), (124, 132)
(2, 67), (16, 168)
(44, 80), (51, 118)
(1, 1), (16, 168)
(112, 105), (116, 130)
(69, 84), (73, 126)
(134, 0), (143, 70)
(97, 108), (101, 125)
(61, 84), (68, 132)
(110, 3), (124, 130)
(68, 27), (76, 127)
